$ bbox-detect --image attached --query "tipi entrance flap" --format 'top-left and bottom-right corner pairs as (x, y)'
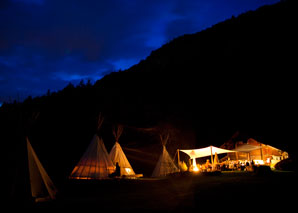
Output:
(70, 134), (115, 179)
(26, 138), (57, 201)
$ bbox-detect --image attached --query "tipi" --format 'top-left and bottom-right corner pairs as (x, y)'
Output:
(69, 134), (115, 179)
(27, 137), (58, 202)
(109, 125), (135, 176)
(69, 114), (115, 179)
(152, 134), (179, 177)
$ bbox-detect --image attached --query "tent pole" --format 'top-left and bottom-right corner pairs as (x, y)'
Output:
(177, 149), (180, 172)
(260, 144), (264, 161)
(235, 142), (239, 160)
(210, 146), (214, 170)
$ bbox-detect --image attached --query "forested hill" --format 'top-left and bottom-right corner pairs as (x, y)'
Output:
(95, 0), (297, 126)
(1, 0), (297, 180)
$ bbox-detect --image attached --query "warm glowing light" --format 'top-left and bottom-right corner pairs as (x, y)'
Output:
(254, 160), (264, 165)
(125, 168), (132, 174)
(193, 166), (199, 172)
(192, 158), (199, 172)
(266, 158), (271, 164)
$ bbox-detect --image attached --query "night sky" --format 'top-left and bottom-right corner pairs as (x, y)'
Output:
(0, 0), (280, 105)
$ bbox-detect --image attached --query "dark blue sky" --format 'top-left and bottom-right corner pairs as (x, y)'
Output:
(0, 0), (280, 104)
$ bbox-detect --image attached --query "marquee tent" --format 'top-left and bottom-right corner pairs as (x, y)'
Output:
(229, 141), (288, 166)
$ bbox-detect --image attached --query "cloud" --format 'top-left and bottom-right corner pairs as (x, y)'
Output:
(109, 58), (140, 71)
(11, 0), (45, 5)
(0, 0), (281, 102)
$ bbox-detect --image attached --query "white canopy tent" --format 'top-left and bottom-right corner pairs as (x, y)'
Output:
(180, 146), (235, 167)
(180, 146), (235, 159)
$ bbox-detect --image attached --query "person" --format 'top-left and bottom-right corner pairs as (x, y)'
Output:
(109, 162), (121, 178)
(245, 161), (250, 171)
(115, 162), (121, 177)
(205, 159), (212, 172)
(251, 160), (256, 172)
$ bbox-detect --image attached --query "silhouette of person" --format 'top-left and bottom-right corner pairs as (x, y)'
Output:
(115, 162), (121, 177)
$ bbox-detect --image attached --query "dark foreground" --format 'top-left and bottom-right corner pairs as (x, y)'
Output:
(13, 170), (297, 211)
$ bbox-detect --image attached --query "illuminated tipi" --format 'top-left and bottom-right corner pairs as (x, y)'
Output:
(109, 125), (135, 176)
(27, 137), (58, 202)
(152, 133), (179, 177)
(69, 114), (115, 179)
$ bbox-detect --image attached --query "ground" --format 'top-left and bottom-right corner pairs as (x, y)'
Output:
(18, 170), (297, 211)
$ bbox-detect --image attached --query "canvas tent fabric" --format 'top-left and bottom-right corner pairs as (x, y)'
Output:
(109, 142), (135, 176)
(152, 145), (179, 177)
(70, 134), (115, 179)
(180, 146), (235, 159)
(233, 144), (262, 152)
(27, 138), (58, 202)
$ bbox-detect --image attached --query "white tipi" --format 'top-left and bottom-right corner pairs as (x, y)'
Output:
(109, 125), (135, 176)
(69, 113), (115, 179)
(27, 137), (58, 202)
(152, 134), (179, 177)
(69, 134), (115, 179)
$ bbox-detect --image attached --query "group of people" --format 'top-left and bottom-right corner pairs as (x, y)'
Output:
(190, 159), (257, 172)
(219, 160), (255, 171)
(189, 159), (214, 172)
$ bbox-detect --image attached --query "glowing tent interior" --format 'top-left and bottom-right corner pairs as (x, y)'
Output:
(152, 134), (179, 177)
(227, 138), (289, 166)
(69, 134), (115, 179)
(109, 125), (136, 176)
(27, 138), (58, 202)
(180, 146), (235, 170)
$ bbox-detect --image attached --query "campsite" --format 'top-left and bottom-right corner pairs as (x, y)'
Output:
(2, 0), (298, 210)
(8, 123), (297, 210)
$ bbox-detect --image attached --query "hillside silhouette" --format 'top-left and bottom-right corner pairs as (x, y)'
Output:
(1, 0), (297, 194)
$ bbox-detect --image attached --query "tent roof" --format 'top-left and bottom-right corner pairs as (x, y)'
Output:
(233, 144), (262, 152)
(180, 146), (235, 159)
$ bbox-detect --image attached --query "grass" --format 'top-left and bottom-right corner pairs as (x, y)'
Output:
(21, 170), (297, 211)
